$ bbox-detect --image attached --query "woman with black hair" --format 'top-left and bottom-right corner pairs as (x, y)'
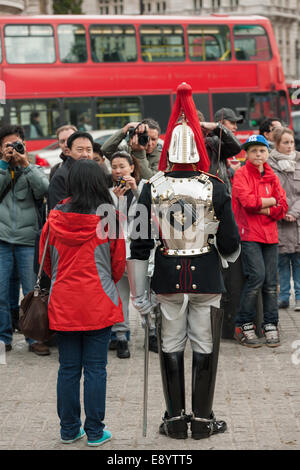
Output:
(39, 159), (126, 447)
(108, 151), (157, 358)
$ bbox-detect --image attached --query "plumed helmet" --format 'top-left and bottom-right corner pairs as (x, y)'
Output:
(159, 82), (210, 172)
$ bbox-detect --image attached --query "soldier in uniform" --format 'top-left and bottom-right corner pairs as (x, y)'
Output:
(127, 83), (240, 440)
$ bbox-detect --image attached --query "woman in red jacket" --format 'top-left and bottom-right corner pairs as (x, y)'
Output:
(232, 135), (287, 348)
(39, 159), (126, 447)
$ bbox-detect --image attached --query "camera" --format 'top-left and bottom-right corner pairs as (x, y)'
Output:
(128, 123), (149, 147)
(8, 141), (25, 155)
(116, 176), (126, 188)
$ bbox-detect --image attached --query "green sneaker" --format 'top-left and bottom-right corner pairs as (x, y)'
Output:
(87, 429), (112, 447)
(61, 427), (86, 444)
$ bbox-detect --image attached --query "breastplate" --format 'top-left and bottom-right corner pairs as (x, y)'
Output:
(150, 172), (219, 256)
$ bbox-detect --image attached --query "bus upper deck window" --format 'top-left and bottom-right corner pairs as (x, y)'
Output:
(4, 24), (55, 64)
(233, 25), (272, 61)
(58, 24), (87, 63)
(90, 25), (137, 62)
(187, 25), (231, 61)
(140, 25), (185, 62)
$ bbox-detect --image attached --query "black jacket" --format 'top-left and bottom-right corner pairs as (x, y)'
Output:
(206, 124), (241, 191)
(48, 155), (75, 210)
(130, 170), (240, 295)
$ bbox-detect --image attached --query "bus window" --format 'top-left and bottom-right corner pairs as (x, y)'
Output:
(233, 25), (272, 61)
(142, 95), (171, 134)
(249, 92), (289, 128)
(187, 25), (231, 61)
(0, 31), (2, 63)
(192, 94), (210, 121)
(58, 24), (87, 63)
(212, 92), (248, 130)
(278, 90), (290, 125)
(90, 25), (137, 62)
(95, 97), (142, 129)
(0, 103), (4, 127)
(9, 99), (60, 138)
(140, 25), (185, 62)
(4, 24), (55, 64)
(63, 98), (93, 130)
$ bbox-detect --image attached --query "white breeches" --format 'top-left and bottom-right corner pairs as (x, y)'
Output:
(156, 293), (221, 354)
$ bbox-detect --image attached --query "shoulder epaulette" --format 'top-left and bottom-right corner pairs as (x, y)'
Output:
(199, 171), (225, 184)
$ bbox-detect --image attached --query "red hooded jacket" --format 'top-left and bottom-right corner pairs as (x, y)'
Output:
(232, 160), (288, 244)
(39, 203), (126, 331)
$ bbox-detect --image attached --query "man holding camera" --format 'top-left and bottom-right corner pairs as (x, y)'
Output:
(0, 125), (49, 354)
(101, 118), (162, 179)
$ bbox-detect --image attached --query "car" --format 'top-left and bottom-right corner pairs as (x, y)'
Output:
(291, 111), (300, 151)
(28, 129), (119, 176)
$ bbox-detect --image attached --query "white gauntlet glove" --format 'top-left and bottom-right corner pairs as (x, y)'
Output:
(133, 293), (153, 316)
(132, 290), (158, 316)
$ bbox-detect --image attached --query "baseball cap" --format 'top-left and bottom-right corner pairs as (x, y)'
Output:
(214, 108), (243, 123)
(242, 134), (270, 151)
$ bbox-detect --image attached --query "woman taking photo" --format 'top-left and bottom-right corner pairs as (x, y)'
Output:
(39, 159), (126, 447)
(269, 127), (300, 311)
(109, 150), (157, 358)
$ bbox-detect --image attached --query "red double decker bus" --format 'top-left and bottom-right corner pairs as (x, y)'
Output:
(0, 14), (291, 150)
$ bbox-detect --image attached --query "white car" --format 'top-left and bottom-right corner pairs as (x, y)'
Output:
(28, 129), (118, 175)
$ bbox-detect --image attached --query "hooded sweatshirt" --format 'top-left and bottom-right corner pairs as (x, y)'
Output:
(39, 202), (126, 331)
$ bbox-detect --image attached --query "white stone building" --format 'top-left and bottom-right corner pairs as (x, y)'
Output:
(0, 0), (299, 82)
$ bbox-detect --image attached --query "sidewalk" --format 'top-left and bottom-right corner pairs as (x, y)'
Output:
(0, 305), (299, 451)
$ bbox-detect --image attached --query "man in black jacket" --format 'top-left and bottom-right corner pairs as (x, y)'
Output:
(48, 131), (93, 210)
(198, 108), (242, 193)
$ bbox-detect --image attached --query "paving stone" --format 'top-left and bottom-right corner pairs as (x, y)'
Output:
(0, 304), (300, 450)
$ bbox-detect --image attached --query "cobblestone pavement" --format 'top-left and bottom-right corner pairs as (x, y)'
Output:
(0, 304), (300, 451)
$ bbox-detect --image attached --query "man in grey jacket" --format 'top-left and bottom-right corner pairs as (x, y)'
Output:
(101, 118), (162, 179)
(0, 125), (49, 355)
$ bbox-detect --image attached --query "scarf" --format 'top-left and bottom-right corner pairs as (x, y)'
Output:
(270, 149), (297, 173)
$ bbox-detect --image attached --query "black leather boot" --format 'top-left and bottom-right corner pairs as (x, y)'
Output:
(158, 351), (188, 439)
(191, 306), (227, 439)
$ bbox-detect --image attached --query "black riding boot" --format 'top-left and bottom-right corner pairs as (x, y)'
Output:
(158, 351), (188, 439)
(191, 306), (227, 439)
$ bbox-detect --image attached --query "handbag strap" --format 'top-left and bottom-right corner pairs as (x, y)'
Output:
(35, 229), (50, 289)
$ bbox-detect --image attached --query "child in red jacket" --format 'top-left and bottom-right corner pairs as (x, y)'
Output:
(232, 135), (288, 348)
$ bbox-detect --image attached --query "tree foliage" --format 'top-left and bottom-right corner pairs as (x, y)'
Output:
(53, 0), (83, 14)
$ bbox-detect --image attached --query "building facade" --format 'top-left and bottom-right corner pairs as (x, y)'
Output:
(0, 0), (299, 82)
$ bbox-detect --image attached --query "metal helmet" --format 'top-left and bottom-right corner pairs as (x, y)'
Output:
(168, 118), (200, 164)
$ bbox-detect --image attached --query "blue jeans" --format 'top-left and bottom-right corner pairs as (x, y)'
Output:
(0, 242), (36, 345)
(9, 257), (20, 310)
(235, 242), (278, 327)
(56, 327), (111, 441)
(278, 252), (300, 303)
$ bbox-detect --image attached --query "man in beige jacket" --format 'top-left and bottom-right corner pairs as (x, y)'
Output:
(101, 118), (162, 179)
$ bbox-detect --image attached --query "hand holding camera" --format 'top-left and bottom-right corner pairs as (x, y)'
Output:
(123, 121), (149, 150)
(3, 140), (29, 168)
(113, 174), (137, 198)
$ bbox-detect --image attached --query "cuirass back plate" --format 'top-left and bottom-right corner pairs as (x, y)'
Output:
(150, 173), (219, 256)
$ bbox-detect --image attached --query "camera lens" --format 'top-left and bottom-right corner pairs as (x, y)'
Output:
(12, 141), (25, 154)
(138, 132), (149, 147)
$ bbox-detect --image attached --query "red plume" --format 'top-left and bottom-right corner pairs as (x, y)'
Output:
(159, 82), (210, 172)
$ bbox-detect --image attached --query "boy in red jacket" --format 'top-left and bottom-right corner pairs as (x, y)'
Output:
(232, 135), (288, 347)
